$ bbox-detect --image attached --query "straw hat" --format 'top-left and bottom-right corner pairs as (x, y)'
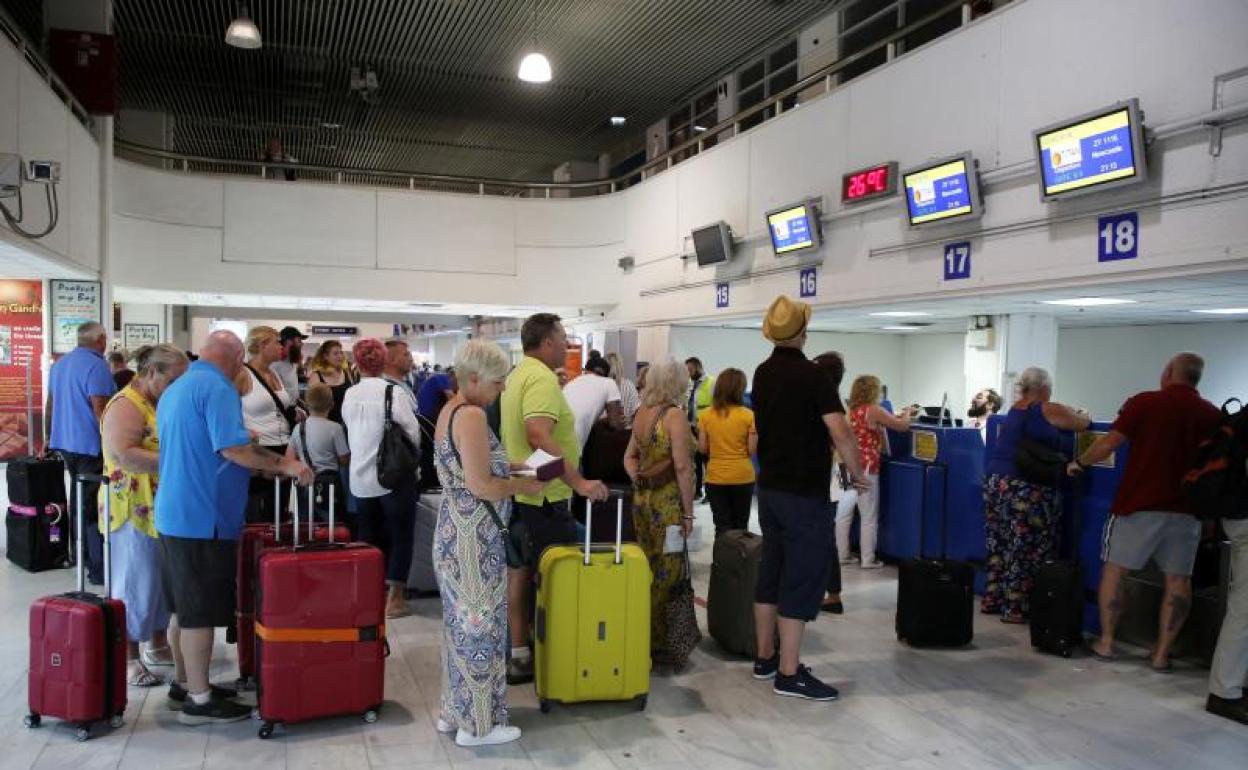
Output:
(762, 295), (811, 343)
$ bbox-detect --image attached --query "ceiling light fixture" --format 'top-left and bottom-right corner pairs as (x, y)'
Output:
(518, 1), (552, 83)
(320, 122), (342, 130)
(881, 325), (923, 331)
(1192, 307), (1248, 315)
(1040, 297), (1136, 307)
(869, 311), (931, 318)
(693, 125), (707, 132)
(610, 116), (627, 127)
(225, 5), (262, 49)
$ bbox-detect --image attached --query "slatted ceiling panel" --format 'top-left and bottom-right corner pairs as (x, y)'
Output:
(0, 0), (837, 181)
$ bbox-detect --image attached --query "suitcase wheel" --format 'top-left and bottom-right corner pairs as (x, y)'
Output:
(23, 713), (40, 729)
(539, 699), (552, 714)
(75, 725), (90, 742)
(363, 709), (379, 724)
(110, 714), (124, 729)
(636, 695), (647, 711)
(258, 722), (276, 739)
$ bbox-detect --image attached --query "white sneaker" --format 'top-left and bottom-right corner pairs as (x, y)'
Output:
(839, 556), (857, 565)
(455, 725), (521, 747)
(436, 717), (455, 734)
(860, 560), (885, 570)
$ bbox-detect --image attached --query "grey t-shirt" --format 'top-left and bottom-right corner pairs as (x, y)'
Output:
(271, 361), (301, 401)
(291, 416), (349, 473)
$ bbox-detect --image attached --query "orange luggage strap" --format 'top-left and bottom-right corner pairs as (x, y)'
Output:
(254, 622), (385, 643)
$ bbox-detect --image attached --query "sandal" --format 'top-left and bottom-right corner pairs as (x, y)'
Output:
(1088, 644), (1116, 662)
(128, 663), (164, 688)
(141, 646), (175, 668)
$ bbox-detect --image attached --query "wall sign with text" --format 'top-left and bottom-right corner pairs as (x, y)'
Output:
(943, 241), (971, 281)
(1098, 212), (1138, 262)
(714, 282), (730, 309)
(0, 280), (46, 459)
(799, 267), (817, 298)
(50, 279), (102, 355)
(123, 323), (160, 350)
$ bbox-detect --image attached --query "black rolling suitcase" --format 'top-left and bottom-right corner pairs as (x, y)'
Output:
(1029, 485), (1085, 657)
(707, 530), (764, 658)
(6, 455), (66, 507)
(1028, 561), (1083, 657)
(895, 475), (973, 647)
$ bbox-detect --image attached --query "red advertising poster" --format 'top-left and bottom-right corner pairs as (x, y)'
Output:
(0, 280), (45, 460)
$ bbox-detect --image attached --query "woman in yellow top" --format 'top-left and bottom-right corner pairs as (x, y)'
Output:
(99, 344), (189, 686)
(697, 368), (757, 538)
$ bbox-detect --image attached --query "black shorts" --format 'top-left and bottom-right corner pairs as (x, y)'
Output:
(754, 487), (833, 622)
(159, 535), (238, 629)
(511, 499), (577, 568)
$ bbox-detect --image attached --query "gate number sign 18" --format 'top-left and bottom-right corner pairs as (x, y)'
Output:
(1098, 212), (1138, 262)
(943, 242), (971, 281)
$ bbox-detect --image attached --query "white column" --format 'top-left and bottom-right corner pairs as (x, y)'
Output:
(1000, 314), (1060, 400)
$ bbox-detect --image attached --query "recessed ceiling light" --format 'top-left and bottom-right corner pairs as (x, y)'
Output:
(1040, 297), (1136, 307)
(225, 5), (262, 49)
(320, 122), (342, 130)
(1192, 307), (1248, 315)
(609, 116), (626, 127)
(869, 311), (931, 318)
(518, 52), (552, 83)
(693, 125), (707, 133)
(881, 324), (922, 331)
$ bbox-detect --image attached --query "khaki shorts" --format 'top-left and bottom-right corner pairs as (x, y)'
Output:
(1101, 511), (1201, 576)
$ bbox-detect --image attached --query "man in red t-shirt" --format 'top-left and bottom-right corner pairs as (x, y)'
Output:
(1070, 353), (1221, 670)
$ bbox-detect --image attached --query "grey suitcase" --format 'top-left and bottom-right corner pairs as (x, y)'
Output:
(407, 492), (440, 595)
(707, 530), (763, 658)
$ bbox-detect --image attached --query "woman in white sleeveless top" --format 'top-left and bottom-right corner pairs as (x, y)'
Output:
(235, 326), (297, 521)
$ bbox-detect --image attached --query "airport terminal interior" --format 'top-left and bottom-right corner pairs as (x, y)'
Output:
(1, 0), (1247, 767)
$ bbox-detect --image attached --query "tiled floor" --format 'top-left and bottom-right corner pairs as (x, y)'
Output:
(1, 503), (1245, 769)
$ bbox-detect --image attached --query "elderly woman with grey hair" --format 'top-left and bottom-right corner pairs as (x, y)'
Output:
(623, 357), (696, 662)
(99, 343), (190, 685)
(982, 366), (1090, 622)
(432, 339), (545, 747)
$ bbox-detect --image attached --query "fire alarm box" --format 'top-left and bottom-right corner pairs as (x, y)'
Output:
(48, 29), (117, 115)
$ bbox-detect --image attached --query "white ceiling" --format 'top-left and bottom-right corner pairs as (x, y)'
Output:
(0, 234), (96, 280)
(680, 273), (1248, 334)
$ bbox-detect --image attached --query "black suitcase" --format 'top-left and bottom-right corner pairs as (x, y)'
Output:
(6, 456), (66, 508)
(896, 558), (974, 647)
(707, 530), (764, 658)
(1028, 560), (1083, 657)
(6, 503), (69, 572)
(895, 474), (973, 648)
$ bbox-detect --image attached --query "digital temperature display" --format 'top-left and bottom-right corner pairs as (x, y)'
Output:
(841, 162), (898, 204)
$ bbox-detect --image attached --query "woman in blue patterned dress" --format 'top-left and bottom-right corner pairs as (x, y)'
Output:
(432, 340), (545, 748)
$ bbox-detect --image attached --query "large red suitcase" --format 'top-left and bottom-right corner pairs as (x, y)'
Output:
(253, 496), (386, 738)
(236, 480), (349, 687)
(26, 474), (126, 741)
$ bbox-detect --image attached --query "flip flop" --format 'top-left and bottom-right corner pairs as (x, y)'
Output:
(128, 664), (164, 688)
(1088, 646), (1116, 662)
(1150, 660), (1174, 673)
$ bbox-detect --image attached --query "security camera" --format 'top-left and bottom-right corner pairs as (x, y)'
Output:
(0, 153), (20, 197)
(24, 160), (61, 184)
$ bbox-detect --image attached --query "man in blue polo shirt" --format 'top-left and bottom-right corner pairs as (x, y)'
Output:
(155, 330), (312, 726)
(45, 321), (115, 584)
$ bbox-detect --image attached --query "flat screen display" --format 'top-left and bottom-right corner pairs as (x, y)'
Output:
(1034, 99), (1146, 200)
(842, 162), (898, 204)
(691, 221), (732, 266)
(902, 153), (982, 227)
(766, 203), (819, 254)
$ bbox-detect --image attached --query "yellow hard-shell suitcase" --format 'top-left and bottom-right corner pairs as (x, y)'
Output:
(534, 496), (651, 712)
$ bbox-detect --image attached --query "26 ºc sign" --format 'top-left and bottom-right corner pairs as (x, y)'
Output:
(943, 241), (971, 281)
(799, 267), (817, 298)
(714, 282), (730, 309)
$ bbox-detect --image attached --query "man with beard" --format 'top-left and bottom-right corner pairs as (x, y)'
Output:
(967, 388), (1003, 431)
(272, 326), (307, 399)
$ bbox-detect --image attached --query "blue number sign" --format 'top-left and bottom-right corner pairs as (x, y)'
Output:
(943, 241), (971, 281)
(799, 267), (817, 298)
(715, 282), (730, 309)
(1098, 212), (1138, 262)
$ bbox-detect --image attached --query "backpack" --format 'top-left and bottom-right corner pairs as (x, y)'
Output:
(1182, 398), (1248, 520)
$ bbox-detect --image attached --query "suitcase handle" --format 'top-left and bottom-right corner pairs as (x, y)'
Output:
(292, 472), (336, 549)
(75, 473), (111, 598)
(583, 495), (624, 566)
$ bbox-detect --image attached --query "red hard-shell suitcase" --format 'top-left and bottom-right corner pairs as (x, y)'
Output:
(254, 492), (386, 738)
(25, 474), (127, 741)
(236, 481), (349, 687)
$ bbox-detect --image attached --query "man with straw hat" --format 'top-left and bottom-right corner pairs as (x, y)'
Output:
(750, 295), (867, 702)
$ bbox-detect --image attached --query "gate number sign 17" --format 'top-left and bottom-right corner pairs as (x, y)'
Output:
(943, 242), (971, 281)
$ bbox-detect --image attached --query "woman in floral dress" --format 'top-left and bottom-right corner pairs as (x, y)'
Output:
(624, 358), (696, 661)
(99, 344), (188, 685)
(432, 340), (544, 748)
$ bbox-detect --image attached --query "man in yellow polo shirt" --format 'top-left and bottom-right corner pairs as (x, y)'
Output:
(500, 312), (608, 684)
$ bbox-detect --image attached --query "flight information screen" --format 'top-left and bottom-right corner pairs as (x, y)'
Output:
(1036, 105), (1141, 198)
(767, 205), (815, 254)
(903, 157), (975, 226)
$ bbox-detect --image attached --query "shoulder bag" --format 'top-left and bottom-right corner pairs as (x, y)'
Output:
(246, 363), (296, 431)
(376, 383), (420, 490)
(1013, 404), (1066, 486)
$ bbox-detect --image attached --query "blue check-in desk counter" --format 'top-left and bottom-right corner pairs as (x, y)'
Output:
(877, 425), (986, 587)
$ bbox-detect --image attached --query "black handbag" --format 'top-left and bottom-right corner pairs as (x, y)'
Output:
(448, 404), (526, 569)
(377, 384), (419, 491)
(1015, 436), (1066, 486)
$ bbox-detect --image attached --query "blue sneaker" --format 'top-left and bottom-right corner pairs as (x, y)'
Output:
(752, 653), (780, 680)
(773, 665), (839, 701)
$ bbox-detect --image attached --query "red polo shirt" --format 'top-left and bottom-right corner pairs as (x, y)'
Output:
(1109, 384), (1221, 516)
